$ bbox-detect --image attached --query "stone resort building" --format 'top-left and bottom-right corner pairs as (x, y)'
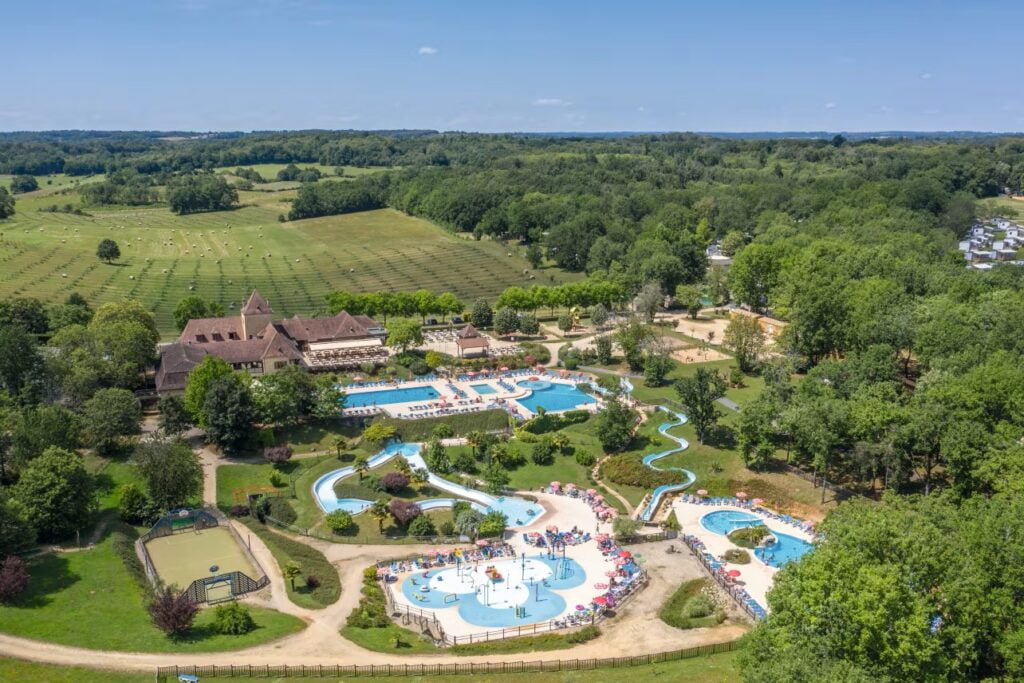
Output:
(156, 290), (386, 393)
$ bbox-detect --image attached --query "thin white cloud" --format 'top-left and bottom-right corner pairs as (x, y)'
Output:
(824, 102), (837, 110)
(920, 72), (932, 80)
(418, 46), (438, 56)
(637, 106), (647, 113)
(533, 98), (571, 107)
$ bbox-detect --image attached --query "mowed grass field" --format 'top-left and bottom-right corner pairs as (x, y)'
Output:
(0, 183), (579, 336)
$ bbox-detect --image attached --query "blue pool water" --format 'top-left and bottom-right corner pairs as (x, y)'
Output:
(487, 496), (542, 526)
(399, 555), (586, 627)
(345, 385), (440, 408)
(470, 383), (497, 395)
(700, 510), (813, 568)
(515, 380), (596, 414)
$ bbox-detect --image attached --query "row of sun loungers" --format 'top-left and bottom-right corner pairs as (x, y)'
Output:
(682, 534), (767, 620)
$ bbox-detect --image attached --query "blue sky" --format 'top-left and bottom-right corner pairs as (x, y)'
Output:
(4, 0), (1023, 132)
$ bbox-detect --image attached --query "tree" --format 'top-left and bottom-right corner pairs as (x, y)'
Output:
(634, 281), (663, 323)
(133, 438), (203, 510)
(435, 292), (463, 322)
(6, 404), (81, 477)
(525, 243), (543, 268)
(729, 243), (784, 311)
(82, 387), (141, 453)
(478, 510), (507, 537)
(674, 284), (703, 319)
(0, 324), (47, 402)
(643, 343), (674, 387)
(96, 239), (120, 263)
(149, 588), (199, 636)
(252, 365), (314, 426)
(455, 509), (483, 537)
(117, 483), (157, 525)
(0, 187), (14, 219)
(380, 471), (409, 493)
(0, 492), (35, 556)
(13, 447), (94, 541)
(361, 423), (396, 448)
(594, 335), (613, 365)
(311, 374), (344, 418)
(201, 374), (256, 455)
(385, 320), (423, 353)
(493, 307), (519, 337)
(616, 317), (654, 372)
(719, 230), (746, 257)
(408, 514), (436, 537)
(594, 395), (636, 452)
(183, 356), (234, 424)
(425, 439), (451, 473)
(173, 295), (225, 331)
(369, 497), (390, 532)
(518, 312), (540, 336)
(0, 297), (49, 334)
(674, 368), (726, 444)
(167, 174), (238, 214)
(483, 461), (510, 494)
(9, 175), (38, 194)
(325, 509), (354, 534)
(283, 560), (303, 590)
(0, 555), (29, 603)
(612, 516), (641, 539)
(722, 314), (766, 372)
(354, 455), (369, 481)
(590, 303), (609, 329)
(158, 395), (192, 436)
(557, 313), (573, 335)
(470, 298), (493, 328)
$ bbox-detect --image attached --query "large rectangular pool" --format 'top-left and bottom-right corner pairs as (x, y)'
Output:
(345, 385), (440, 407)
(470, 382), (497, 395)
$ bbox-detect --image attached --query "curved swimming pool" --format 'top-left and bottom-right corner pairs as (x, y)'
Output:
(700, 510), (814, 568)
(515, 380), (596, 414)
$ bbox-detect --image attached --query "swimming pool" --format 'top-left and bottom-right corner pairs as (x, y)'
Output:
(515, 380), (596, 414)
(700, 510), (813, 568)
(470, 383), (497, 395)
(345, 385), (440, 408)
(399, 555), (586, 627)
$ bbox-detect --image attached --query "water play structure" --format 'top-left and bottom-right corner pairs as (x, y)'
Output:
(312, 442), (545, 527)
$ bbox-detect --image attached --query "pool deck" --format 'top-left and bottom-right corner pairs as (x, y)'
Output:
(389, 494), (618, 637)
(340, 371), (601, 420)
(670, 501), (815, 611)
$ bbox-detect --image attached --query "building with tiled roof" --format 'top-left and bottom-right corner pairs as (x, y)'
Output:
(156, 290), (386, 394)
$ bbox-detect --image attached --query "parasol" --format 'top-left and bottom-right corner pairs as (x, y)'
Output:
(696, 489), (708, 496)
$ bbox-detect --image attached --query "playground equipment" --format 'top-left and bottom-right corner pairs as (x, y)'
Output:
(485, 565), (504, 582)
(443, 593), (458, 604)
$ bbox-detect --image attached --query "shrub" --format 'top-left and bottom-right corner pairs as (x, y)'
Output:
(574, 450), (596, 467)
(111, 528), (151, 595)
(229, 505), (250, 517)
(612, 516), (641, 539)
(213, 602), (255, 635)
(600, 454), (679, 489)
(389, 499), (421, 526)
(0, 555), (29, 604)
(565, 624), (601, 643)
(408, 514), (436, 537)
(346, 565), (391, 628)
(305, 574), (321, 589)
(478, 510), (507, 538)
(380, 471), (409, 493)
(269, 471), (286, 487)
(257, 428), (276, 449)
(723, 548), (751, 564)
(409, 360), (430, 376)
(263, 445), (293, 464)
(325, 509), (354, 533)
(118, 483), (158, 525)
(530, 439), (555, 465)
(439, 520), (455, 536)
(264, 496), (297, 525)
(149, 588), (199, 636)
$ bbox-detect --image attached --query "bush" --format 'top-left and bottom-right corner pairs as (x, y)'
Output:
(213, 602), (255, 635)
(600, 454), (679, 489)
(346, 565), (391, 629)
(305, 574), (321, 589)
(723, 548), (751, 564)
(257, 428), (276, 449)
(408, 514), (436, 537)
(612, 516), (641, 539)
(389, 499), (421, 525)
(684, 595), (715, 619)
(409, 360), (430, 376)
(530, 439), (555, 465)
(149, 588), (199, 636)
(439, 520), (455, 536)
(521, 409), (589, 434)
(110, 528), (151, 596)
(229, 504), (250, 517)
(380, 471), (409, 493)
(264, 496), (297, 525)
(325, 509), (354, 534)
(0, 555), (29, 604)
(574, 450), (596, 467)
(565, 624), (601, 643)
(263, 445), (293, 464)
(118, 483), (158, 525)
(269, 471), (286, 487)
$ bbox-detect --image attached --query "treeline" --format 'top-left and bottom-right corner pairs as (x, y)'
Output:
(324, 288), (463, 323)
(79, 169), (160, 206)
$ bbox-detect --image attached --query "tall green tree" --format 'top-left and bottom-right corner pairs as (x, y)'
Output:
(82, 387), (141, 453)
(183, 356), (234, 423)
(201, 374), (255, 455)
(13, 447), (94, 541)
(674, 368), (726, 444)
(133, 438), (204, 510)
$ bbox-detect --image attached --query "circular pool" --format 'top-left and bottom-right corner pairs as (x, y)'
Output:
(517, 379), (552, 391)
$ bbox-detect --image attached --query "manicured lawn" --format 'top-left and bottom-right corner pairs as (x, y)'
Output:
(1, 650), (742, 683)
(237, 519), (341, 609)
(0, 537), (305, 652)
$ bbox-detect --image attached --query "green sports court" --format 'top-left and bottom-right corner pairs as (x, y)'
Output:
(144, 526), (258, 594)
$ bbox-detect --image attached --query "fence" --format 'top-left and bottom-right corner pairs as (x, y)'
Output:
(680, 535), (762, 621)
(154, 639), (741, 680)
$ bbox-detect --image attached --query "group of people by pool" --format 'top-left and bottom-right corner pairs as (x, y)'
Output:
(522, 525), (592, 548)
(375, 541), (518, 581)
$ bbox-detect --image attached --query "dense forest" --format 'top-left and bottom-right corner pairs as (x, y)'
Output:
(4, 130), (1024, 679)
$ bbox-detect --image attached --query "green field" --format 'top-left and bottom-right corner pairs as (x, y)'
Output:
(0, 187), (578, 335)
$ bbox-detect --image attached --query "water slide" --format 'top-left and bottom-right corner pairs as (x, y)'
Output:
(312, 442), (544, 526)
(618, 378), (697, 521)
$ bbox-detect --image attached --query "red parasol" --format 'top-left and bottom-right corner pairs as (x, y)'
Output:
(592, 596), (609, 605)
(618, 550), (632, 558)
(727, 569), (741, 578)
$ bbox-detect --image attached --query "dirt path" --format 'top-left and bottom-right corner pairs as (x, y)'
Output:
(0, 434), (748, 672)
